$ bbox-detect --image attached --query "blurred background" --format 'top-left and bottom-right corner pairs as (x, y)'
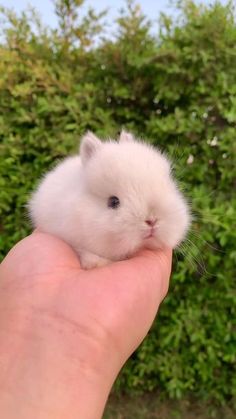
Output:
(0, 1), (235, 417)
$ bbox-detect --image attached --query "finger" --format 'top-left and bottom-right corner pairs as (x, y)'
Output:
(127, 247), (172, 300)
(0, 231), (81, 280)
(76, 247), (172, 358)
(84, 247), (172, 319)
(102, 247), (172, 298)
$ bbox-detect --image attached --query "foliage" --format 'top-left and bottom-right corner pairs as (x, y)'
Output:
(0, 0), (235, 402)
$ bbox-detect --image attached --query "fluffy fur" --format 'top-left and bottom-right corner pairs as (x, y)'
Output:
(28, 131), (190, 269)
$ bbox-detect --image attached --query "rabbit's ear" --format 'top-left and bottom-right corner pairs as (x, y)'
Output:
(80, 131), (102, 164)
(119, 130), (135, 143)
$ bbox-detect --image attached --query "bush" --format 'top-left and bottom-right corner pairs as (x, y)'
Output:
(0, 0), (235, 402)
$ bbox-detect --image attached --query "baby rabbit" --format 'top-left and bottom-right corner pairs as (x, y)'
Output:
(29, 131), (190, 269)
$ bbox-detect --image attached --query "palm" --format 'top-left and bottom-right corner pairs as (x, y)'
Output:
(0, 231), (172, 366)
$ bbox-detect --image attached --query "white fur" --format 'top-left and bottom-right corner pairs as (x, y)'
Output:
(28, 131), (190, 269)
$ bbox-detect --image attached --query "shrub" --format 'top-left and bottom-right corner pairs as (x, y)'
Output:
(0, 0), (235, 402)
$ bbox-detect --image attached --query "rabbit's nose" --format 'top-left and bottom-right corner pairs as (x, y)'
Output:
(145, 218), (157, 227)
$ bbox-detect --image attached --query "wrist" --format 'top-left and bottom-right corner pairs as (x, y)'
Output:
(0, 304), (119, 419)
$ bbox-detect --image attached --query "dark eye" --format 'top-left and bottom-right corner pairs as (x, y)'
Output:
(107, 196), (120, 209)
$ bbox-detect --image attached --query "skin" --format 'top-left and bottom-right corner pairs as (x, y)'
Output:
(0, 231), (172, 419)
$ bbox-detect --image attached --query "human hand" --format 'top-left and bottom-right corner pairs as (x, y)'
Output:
(0, 232), (172, 419)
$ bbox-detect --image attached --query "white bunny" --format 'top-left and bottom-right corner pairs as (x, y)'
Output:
(28, 131), (190, 269)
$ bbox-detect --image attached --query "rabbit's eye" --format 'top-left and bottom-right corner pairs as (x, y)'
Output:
(107, 196), (120, 209)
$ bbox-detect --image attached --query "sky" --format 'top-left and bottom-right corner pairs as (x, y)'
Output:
(0, 1), (175, 28)
(0, 0), (230, 29)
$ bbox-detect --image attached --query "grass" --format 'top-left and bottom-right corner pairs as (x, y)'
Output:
(103, 393), (236, 419)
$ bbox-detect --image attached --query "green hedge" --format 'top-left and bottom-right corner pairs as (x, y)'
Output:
(0, 0), (235, 402)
